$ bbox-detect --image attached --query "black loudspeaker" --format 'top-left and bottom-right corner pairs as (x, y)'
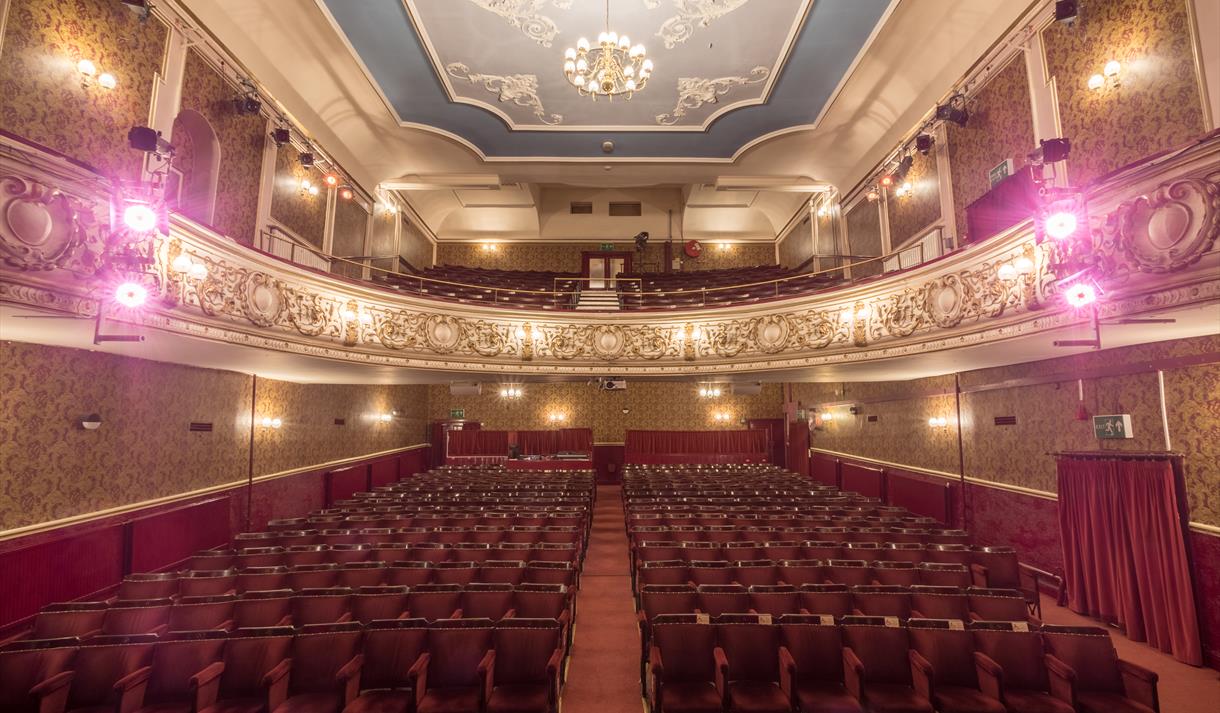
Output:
(127, 126), (160, 152)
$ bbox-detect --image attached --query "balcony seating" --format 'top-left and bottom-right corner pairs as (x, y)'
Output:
(907, 619), (1005, 713)
(273, 622), (363, 713)
(485, 619), (564, 713)
(647, 615), (725, 713)
(778, 614), (863, 713)
(380, 266), (580, 311)
(412, 619), (495, 713)
(618, 265), (842, 310)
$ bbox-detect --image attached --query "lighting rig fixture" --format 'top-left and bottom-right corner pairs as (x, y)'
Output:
(77, 58), (117, 90)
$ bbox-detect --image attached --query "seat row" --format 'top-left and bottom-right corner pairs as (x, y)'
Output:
(637, 584), (1033, 623)
(31, 584), (573, 639)
(636, 560), (979, 590)
(188, 542), (581, 570)
(3, 618), (567, 713)
(236, 525), (585, 548)
(628, 522), (954, 538)
(632, 533), (974, 555)
(268, 513), (589, 530)
(644, 614), (1157, 713)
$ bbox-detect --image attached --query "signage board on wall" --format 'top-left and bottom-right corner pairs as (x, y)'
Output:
(450, 408), (465, 420)
(1093, 414), (1133, 439)
(988, 158), (1015, 187)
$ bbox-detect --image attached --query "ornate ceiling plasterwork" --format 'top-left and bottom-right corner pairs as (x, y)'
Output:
(657, 66), (770, 125)
(645, 0), (752, 49)
(467, 0), (574, 47)
(446, 63), (563, 125)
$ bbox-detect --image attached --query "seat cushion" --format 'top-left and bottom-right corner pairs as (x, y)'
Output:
(862, 684), (933, 713)
(727, 681), (790, 713)
(1002, 689), (1075, 713)
(660, 681), (724, 713)
(1078, 692), (1156, 713)
(794, 682), (863, 713)
(213, 698), (268, 713)
(418, 687), (481, 713)
(486, 684), (550, 713)
(273, 693), (344, 713)
(134, 704), (194, 713)
(342, 691), (413, 713)
(932, 686), (1006, 713)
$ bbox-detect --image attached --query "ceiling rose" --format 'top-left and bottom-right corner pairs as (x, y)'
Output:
(562, 0), (652, 100)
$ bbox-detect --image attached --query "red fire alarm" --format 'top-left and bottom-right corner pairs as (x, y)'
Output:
(684, 240), (703, 258)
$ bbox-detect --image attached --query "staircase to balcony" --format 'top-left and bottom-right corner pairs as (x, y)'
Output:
(575, 290), (621, 311)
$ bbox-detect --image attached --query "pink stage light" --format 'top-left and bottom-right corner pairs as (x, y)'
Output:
(114, 282), (148, 308)
(122, 203), (158, 232)
(1043, 211), (1078, 240)
(1064, 282), (1096, 308)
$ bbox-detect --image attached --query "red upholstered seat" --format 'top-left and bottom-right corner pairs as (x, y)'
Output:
(908, 587), (970, 621)
(648, 616), (724, 713)
(970, 622), (1073, 713)
(63, 635), (157, 713)
(747, 586), (798, 617)
(211, 627), (294, 713)
(1040, 625), (1159, 713)
(840, 617), (932, 713)
(407, 585), (463, 622)
(412, 619), (494, 713)
(178, 570), (238, 598)
(907, 619), (1005, 713)
(101, 599), (173, 637)
(477, 562), (528, 586)
(336, 563), (388, 590)
(967, 588), (1031, 623)
(0, 637), (78, 713)
(286, 565), (340, 592)
(716, 615), (791, 713)
(824, 561), (872, 587)
(272, 623), (363, 713)
(126, 631), (228, 713)
(233, 591), (294, 629)
(350, 587), (409, 624)
(485, 620), (564, 713)
(731, 561), (779, 588)
(32, 603), (107, 639)
(851, 586), (911, 618)
(168, 595), (236, 632)
(696, 585), (749, 617)
(116, 574), (180, 601)
(523, 562), (576, 588)
(798, 585), (852, 618)
(236, 568), (289, 594)
(777, 561), (824, 587)
(459, 585), (516, 621)
(433, 562), (479, 586)
(690, 562), (737, 587)
(342, 619), (428, 713)
(917, 563), (971, 588)
(384, 563), (433, 587)
(777, 615), (862, 713)
(870, 562), (920, 587)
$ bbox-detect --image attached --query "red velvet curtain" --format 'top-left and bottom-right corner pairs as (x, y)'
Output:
(624, 430), (769, 457)
(1057, 455), (1202, 665)
(513, 429), (592, 455)
(448, 429), (510, 456)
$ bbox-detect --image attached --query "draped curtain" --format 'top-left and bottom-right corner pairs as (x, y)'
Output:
(1056, 455), (1202, 665)
(515, 429), (592, 455)
(448, 429), (510, 457)
(624, 430), (769, 463)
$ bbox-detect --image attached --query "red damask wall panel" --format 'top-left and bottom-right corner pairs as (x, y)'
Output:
(370, 457), (399, 488)
(326, 464), (370, 505)
(840, 462), (884, 499)
(886, 470), (955, 526)
(0, 524), (125, 628)
(128, 496), (231, 572)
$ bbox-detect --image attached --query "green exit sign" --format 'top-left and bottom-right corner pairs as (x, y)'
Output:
(450, 408), (465, 420)
(599, 243), (615, 251)
(1093, 414), (1133, 440)
(988, 158), (1014, 187)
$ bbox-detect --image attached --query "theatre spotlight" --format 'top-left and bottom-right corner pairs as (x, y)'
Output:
(1064, 281), (1098, 308)
(915, 134), (934, 155)
(299, 152), (315, 168)
(1029, 137), (1071, 165)
(324, 174), (339, 187)
(1035, 193), (1087, 246)
(339, 185), (354, 201)
(935, 95), (969, 126)
(122, 203), (158, 233)
(127, 126), (174, 156)
(893, 154), (913, 182)
(879, 174), (894, 188)
(271, 127), (291, 146)
(114, 281), (148, 308)
(1044, 211), (1078, 241)
(232, 94), (261, 115)
(634, 231), (650, 251)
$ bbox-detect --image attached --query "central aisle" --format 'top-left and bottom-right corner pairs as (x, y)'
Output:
(563, 485), (642, 713)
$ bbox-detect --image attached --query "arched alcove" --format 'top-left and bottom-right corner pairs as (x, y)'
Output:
(169, 109), (221, 227)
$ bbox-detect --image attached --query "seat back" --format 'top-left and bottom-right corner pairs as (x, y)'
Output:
(460, 584), (515, 620)
(731, 561), (778, 587)
(477, 561), (527, 585)
(777, 560), (824, 587)
(233, 590), (294, 629)
(917, 563), (971, 588)
(235, 566), (288, 593)
(798, 584), (851, 617)
(145, 631), (228, 704)
(967, 588), (1028, 622)
(168, 595), (236, 632)
(492, 619), (562, 685)
(870, 562), (920, 586)
(715, 615), (780, 683)
(907, 619), (978, 688)
(285, 564), (339, 591)
(433, 561), (479, 585)
(824, 560), (872, 586)
(969, 622), (1048, 691)
(291, 587), (352, 626)
(67, 635), (157, 707)
(177, 570), (238, 598)
(909, 586), (970, 621)
(425, 619), (494, 689)
(641, 585), (698, 620)
(696, 585), (749, 617)
(351, 586), (409, 624)
(840, 616), (912, 686)
(778, 614), (843, 683)
(336, 562), (388, 589)
(101, 599), (173, 635)
(407, 585), (462, 622)
(512, 585), (569, 620)
(0, 638), (78, 710)
(1040, 625), (1124, 693)
(851, 585), (911, 618)
(972, 548), (1021, 589)
(32, 603), (107, 639)
(385, 562), (433, 587)
(650, 615), (717, 683)
(220, 627), (294, 697)
(288, 623), (363, 694)
(361, 619), (429, 689)
(116, 574), (179, 601)
(747, 586), (798, 617)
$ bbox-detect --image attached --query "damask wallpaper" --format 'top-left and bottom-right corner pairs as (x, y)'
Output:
(683, 243), (776, 271)
(946, 54), (1035, 243)
(777, 219), (813, 270)
(1041, 0), (1206, 186)
(0, 0), (168, 181)
(173, 49), (265, 246)
(427, 381), (784, 443)
(0, 341), (429, 531)
(844, 200), (883, 279)
(815, 208), (839, 272)
(270, 143), (327, 248)
(435, 241), (774, 274)
(367, 208), (397, 273)
(398, 216), (434, 272)
(795, 335), (1220, 528)
(330, 198), (369, 279)
(885, 150), (941, 247)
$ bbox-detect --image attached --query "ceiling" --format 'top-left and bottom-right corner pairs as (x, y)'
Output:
(181, 0), (1035, 240)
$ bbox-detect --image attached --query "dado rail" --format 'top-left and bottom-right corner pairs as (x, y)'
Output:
(1, 135), (1217, 376)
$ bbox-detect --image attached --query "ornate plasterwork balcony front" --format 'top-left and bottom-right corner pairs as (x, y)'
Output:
(1, 138), (1217, 377)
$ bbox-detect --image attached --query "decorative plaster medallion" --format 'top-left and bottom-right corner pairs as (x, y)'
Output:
(1107, 177), (1219, 273)
(646, 0), (752, 48)
(0, 176), (99, 272)
(656, 66), (769, 125)
(465, 0), (567, 47)
(446, 62), (563, 125)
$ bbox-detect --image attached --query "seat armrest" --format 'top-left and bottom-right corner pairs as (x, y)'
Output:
(648, 646), (664, 713)
(909, 649), (934, 702)
(190, 661), (226, 712)
(972, 652), (1003, 701)
(970, 563), (989, 587)
(408, 652), (431, 709)
(478, 650), (496, 705)
(115, 666), (152, 713)
(503, 608), (517, 619)
(262, 658), (291, 713)
(778, 646), (796, 707)
(1044, 654), (1077, 707)
(1118, 659), (1160, 712)
(842, 647), (865, 702)
(713, 647), (729, 703)
(546, 648), (564, 704)
(337, 654), (364, 705)
(30, 671), (74, 713)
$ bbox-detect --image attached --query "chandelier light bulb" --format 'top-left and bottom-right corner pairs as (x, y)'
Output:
(997, 263), (1017, 280)
(114, 282), (147, 308)
(573, 75), (585, 87)
(625, 79), (636, 91)
(78, 59), (97, 77)
(606, 31), (617, 45)
(623, 65), (634, 77)
(564, 48), (576, 60)
(564, 60), (576, 74)
(1044, 211), (1078, 240)
(98, 73), (117, 90)
(598, 32), (609, 44)
(642, 59), (653, 72)
(618, 35), (630, 50)
(1088, 73), (1105, 91)
(123, 204), (158, 232)
(1103, 60), (1121, 78)
(577, 37), (590, 51)
(171, 253), (193, 273)
(576, 58), (588, 72)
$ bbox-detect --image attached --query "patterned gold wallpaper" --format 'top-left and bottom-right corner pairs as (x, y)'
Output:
(398, 216), (434, 272)
(0, 0), (168, 181)
(173, 49), (265, 246)
(330, 198), (369, 279)
(270, 144), (327, 248)
(683, 243), (776, 271)
(427, 381), (784, 443)
(1041, 0), (1206, 186)
(0, 342), (429, 531)
(794, 335), (1220, 527)
(777, 219), (813, 270)
(815, 209), (839, 272)
(885, 151), (941, 247)
(435, 241), (774, 274)
(844, 200), (883, 279)
(946, 54), (1035, 243)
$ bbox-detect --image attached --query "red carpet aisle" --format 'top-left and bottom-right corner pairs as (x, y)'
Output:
(563, 485), (643, 713)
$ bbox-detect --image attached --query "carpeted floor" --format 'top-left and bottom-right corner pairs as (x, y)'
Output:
(559, 485), (1220, 713)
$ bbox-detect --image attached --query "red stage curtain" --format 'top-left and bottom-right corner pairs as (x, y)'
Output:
(1057, 455), (1202, 664)
(448, 429), (510, 457)
(512, 429), (592, 455)
(624, 430), (769, 462)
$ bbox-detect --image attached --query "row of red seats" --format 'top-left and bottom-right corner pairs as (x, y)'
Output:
(630, 528), (971, 548)
(188, 542), (580, 571)
(31, 584), (573, 639)
(236, 526), (584, 548)
(638, 584), (1033, 624)
(645, 614), (1157, 713)
(268, 514), (590, 530)
(637, 560), (977, 591)
(3, 618), (567, 713)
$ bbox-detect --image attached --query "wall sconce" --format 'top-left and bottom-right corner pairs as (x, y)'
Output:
(499, 386), (524, 398)
(260, 416), (283, 429)
(866, 190), (879, 203)
(547, 411), (568, 423)
(340, 306), (373, 324)
(820, 411), (835, 423)
(481, 242), (499, 252)
(716, 242), (732, 252)
(378, 413), (393, 423)
(927, 416), (949, 428)
(299, 178), (319, 197)
(894, 181), (913, 199)
(170, 253), (209, 281)
(712, 410), (733, 423)
(77, 413), (103, 430)
(698, 385), (723, 398)
(1088, 60), (1121, 91)
(77, 59), (116, 90)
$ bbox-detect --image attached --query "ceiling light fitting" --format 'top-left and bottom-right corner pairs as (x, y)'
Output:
(564, 0), (651, 100)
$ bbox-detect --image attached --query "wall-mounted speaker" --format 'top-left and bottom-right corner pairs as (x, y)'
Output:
(730, 382), (763, 396)
(449, 382), (482, 396)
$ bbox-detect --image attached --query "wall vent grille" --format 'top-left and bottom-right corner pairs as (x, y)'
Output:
(188, 422), (213, 432)
(608, 201), (642, 217)
(994, 415), (1018, 426)
(569, 201), (593, 214)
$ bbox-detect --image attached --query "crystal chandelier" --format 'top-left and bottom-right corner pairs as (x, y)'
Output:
(563, 0), (652, 100)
